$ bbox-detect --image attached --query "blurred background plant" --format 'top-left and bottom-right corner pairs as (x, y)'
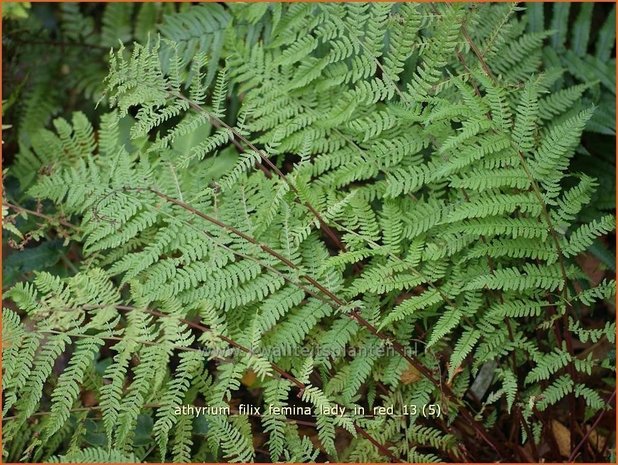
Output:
(2, 3), (615, 462)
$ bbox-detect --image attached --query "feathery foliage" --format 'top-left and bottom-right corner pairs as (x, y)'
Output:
(3, 2), (615, 463)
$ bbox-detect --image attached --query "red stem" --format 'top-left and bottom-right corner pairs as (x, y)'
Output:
(568, 389), (615, 462)
(142, 187), (504, 459)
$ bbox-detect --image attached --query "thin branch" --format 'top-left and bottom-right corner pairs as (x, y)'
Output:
(568, 389), (615, 462)
(171, 91), (347, 252)
(138, 306), (306, 391)
(4, 202), (79, 231)
(436, 3), (587, 453)
(168, 86), (494, 338)
(141, 186), (503, 459)
(19, 301), (399, 462)
(115, 305), (400, 462)
(460, 27), (496, 82)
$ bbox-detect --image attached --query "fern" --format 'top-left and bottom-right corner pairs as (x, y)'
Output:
(3, 2), (615, 463)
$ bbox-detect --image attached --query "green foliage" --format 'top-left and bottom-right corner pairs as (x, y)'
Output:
(2, 2), (615, 463)
(2, 3), (30, 20)
(526, 2), (617, 221)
